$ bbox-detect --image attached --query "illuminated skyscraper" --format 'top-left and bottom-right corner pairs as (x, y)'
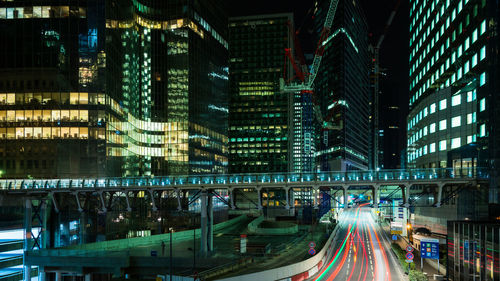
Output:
(313, 0), (370, 171)
(107, 0), (229, 176)
(0, 0), (229, 178)
(228, 14), (293, 173)
(406, 0), (499, 201)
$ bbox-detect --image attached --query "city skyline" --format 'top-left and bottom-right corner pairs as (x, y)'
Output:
(0, 1), (499, 281)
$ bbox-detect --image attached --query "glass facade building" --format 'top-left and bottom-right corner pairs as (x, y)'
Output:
(407, 0), (499, 203)
(313, 0), (370, 171)
(447, 221), (500, 281)
(228, 14), (293, 173)
(0, 0), (228, 178)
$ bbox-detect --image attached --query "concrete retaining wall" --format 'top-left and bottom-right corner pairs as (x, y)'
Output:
(247, 216), (265, 233)
(247, 216), (298, 235)
(218, 220), (340, 281)
(64, 215), (247, 251)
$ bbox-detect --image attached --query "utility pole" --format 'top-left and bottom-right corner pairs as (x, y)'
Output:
(169, 227), (173, 281)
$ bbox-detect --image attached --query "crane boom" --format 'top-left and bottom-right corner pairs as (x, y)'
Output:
(307, 0), (340, 88)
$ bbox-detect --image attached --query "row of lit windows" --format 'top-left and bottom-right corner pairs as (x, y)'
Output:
(230, 125), (287, 130)
(0, 6), (86, 19)
(408, 90), (476, 130)
(0, 92), (103, 105)
(0, 127), (104, 140)
(230, 149), (286, 154)
(230, 136), (287, 142)
(0, 110), (89, 122)
(408, 113), (476, 146)
(408, 134), (481, 162)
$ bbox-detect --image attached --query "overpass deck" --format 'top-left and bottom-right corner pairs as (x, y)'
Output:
(0, 168), (488, 194)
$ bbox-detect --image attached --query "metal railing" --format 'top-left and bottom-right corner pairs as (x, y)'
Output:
(0, 168), (488, 191)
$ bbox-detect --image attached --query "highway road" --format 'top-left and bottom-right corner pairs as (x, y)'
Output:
(312, 205), (406, 281)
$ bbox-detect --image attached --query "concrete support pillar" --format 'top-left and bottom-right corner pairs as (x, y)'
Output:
(80, 211), (87, 245)
(373, 185), (379, 208)
(343, 186), (349, 209)
(176, 189), (182, 211)
(74, 192), (83, 213)
(313, 186), (320, 210)
(124, 192), (132, 212)
(200, 191), (213, 256)
(256, 187), (263, 210)
(84, 274), (91, 281)
(98, 191), (107, 213)
(435, 183), (444, 207)
(284, 187), (291, 210)
(403, 184), (411, 208)
(24, 199), (32, 281)
(229, 188), (236, 210)
(148, 189), (158, 212)
(50, 192), (59, 213)
(55, 272), (62, 281)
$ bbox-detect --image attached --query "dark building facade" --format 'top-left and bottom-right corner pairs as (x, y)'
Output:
(228, 14), (293, 173)
(0, 1), (108, 178)
(447, 221), (500, 281)
(313, 0), (370, 171)
(0, 0), (229, 178)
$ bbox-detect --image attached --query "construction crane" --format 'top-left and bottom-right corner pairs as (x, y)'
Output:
(282, 0), (342, 131)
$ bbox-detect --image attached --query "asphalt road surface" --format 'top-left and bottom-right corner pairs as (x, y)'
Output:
(312, 205), (406, 281)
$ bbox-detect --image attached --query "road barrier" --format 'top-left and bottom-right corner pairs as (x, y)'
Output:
(218, 216), (340, 281)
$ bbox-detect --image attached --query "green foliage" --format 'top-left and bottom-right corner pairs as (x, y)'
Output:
(391, 243), (416, 271)
(409, 270), (427, 281)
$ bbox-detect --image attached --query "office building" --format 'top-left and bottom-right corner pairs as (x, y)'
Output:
(406, 0), (499, 202)
(0, 0), (229, 178)
(228, 14), (293, 173)
(313, 0), (370, 171)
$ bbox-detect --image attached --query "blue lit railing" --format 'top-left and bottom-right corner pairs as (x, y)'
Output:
(0, 168), (489, 191)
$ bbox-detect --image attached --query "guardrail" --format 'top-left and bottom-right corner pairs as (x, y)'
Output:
(0, 168), (488, 191)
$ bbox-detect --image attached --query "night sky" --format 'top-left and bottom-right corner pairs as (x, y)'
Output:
(226, 0), (409, 166)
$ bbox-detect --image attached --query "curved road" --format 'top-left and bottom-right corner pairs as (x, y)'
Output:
(311, 205), (406, 281)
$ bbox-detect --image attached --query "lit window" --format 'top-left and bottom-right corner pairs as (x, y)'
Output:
(472, 53), (478, 67)
(472, 29), (478, 42)
(480, 20), (486, 34)
(480, 46), (486, 60)
(451, 137), (461, 149)
(451, 116), (461, 127)
(423, 145), (428, 155)
(480, 72), (486, 86)
(430, 123), (436, 133)
(430, 143), (436, 153)
(467, 90), (476, 102)
(423, 126), (428, 136)
(424, 107), (428, 117)
(467, 113), (473, 124)
(479, 124), (486, 137)
(439, 119), (447, 130)
(451, 94), (461, 106)
(479, 98), (486, 111)
(467, 135), (473, 144)
(439, 140), (447, 151)
(439, 99), (447, 110)
(430, 103), (436, 113)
